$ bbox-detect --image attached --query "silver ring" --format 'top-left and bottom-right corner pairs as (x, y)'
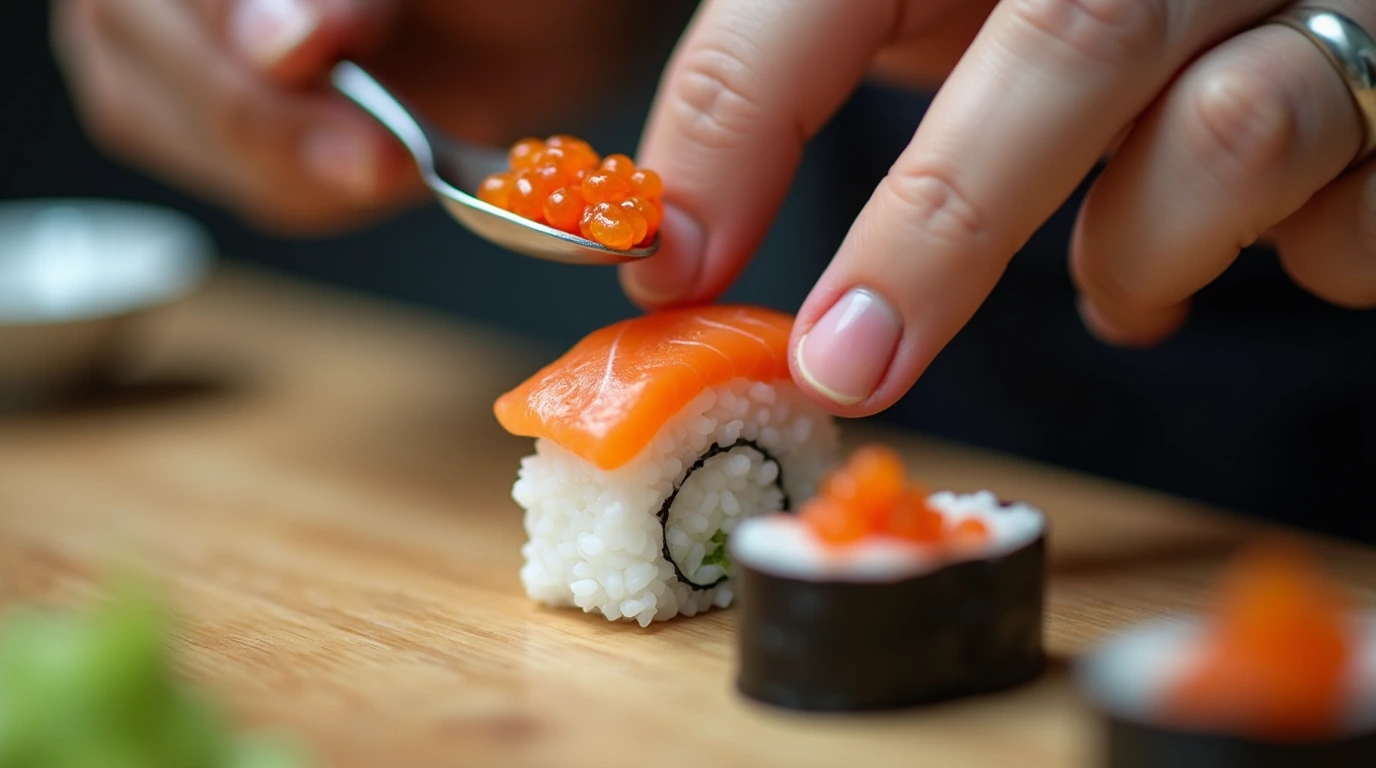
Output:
(1267, 7), (1376, 168)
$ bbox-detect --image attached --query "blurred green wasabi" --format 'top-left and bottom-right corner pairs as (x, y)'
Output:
(0, 581), (308, 768)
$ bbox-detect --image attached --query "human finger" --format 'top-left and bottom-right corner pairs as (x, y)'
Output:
(1072, 4), (1371, 344)
(789, 0), (1286, 415)
(1271, 160), (1376, 309)
(220, 0), (395, 85)
(90, 0), (416, 226)
(618, 0), (930, 308)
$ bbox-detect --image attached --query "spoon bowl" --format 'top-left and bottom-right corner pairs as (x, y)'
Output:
(330, 61), (658, 266)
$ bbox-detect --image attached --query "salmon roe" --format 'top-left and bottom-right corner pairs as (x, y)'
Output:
(800, 445), (990, 547)
(1161, 542), (1353, 739)
(478, 135), (664, 249)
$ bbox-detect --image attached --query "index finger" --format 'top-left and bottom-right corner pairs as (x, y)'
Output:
(790, 0), (1285, 415)
(618, 0), (905, 307)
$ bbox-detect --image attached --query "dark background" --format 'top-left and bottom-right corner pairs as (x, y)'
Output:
(6, 3), (1375, 541)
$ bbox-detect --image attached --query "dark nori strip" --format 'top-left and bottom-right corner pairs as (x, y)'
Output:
(658, 439), (789, 591)
(735, 533), (1045, 711)
(1101, 713), (1376, 768)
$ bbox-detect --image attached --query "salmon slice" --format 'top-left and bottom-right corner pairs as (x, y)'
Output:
(494, 305), (794, 470)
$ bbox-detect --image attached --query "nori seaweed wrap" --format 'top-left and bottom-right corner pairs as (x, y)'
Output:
(1077, 544), (1376, 768)
(731, 488), (1047, 711)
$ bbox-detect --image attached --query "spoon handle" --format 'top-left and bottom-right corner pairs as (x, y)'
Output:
(330, 61), (435, 173)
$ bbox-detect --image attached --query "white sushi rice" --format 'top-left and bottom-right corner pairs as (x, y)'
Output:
(513, 377), (839, 626)
(1079, 614), (1376, 734)
(730, 491), (1045, 582)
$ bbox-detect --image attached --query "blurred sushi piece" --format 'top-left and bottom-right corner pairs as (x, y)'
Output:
(729, 446), (1046, 711)
(1077, 541), (1376, 767)
(494, 305), (838, 626)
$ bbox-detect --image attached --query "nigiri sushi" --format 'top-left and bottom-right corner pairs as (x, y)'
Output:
(1077, 541), (1376, 767)
(494, 305), (839, 626)
(730, 446), (1047, 711)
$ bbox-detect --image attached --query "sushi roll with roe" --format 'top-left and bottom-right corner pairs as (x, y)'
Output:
(1078, 541), (1376, 768)
(494, 305), (839, 626)
(730, 446), (1047, 711)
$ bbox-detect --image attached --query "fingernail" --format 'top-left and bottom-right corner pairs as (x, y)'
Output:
(230, 0), (319, 68)
(622, 204), (705, 305)
(795, 287), (901, 406)
(302, 125), (377, 200)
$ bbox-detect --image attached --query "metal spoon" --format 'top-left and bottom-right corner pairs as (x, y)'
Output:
(330, 61), (658, 266)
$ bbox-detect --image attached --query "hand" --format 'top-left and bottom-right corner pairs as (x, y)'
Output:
(620, 0), (1376, 417)
(52, 0), (637, 233)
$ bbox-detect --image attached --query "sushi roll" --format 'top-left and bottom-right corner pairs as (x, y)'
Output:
(494, 305), (839, 626)
(730, 446), (1047, 711)
(1077, 542), (1376, 768)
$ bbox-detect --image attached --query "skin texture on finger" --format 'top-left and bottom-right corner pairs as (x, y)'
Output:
(53, 0), (217, 186)
(618, 0), (909, 308)
(219, 0), (395, 85)
(1266, 1), (1376, 310)
(790, 0), (1287, 416)
(91, 0), (417, 227)
(1073, 22), (1364, 344)
(1271, 159), (1376, 309)
(869, 0), (997, 90)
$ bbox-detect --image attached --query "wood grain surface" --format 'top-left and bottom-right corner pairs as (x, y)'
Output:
(1, 266), (1372, 768)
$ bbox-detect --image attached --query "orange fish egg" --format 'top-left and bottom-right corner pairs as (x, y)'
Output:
(510, 171), (546, 222)
(536, 145), (595, 177)
(543, 187), (585, 233)
(1161, 542), (1353, 739)
(801, 496), (869, 545)
(841, 446), (908, 516)
(544, 134), (581, 148)
(547, 136), (600, 171)
(477, 172), (514, 210)
(600, 153), (636, 178)
(629, 169), (663, 200)
(619, 196), (661, 243)
(578, 201), (633, 250)
(885, 491), (944, 543)
(947, 518), (990, 546)
(533, 162), (573, 193)
(509, 137), (544, 170)
(620, 206), (648, 246)
(582, 172), (631, 205)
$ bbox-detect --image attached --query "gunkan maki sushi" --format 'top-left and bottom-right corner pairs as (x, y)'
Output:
(730, 446), (1046, 711)
(1077, 541), (1376, 768)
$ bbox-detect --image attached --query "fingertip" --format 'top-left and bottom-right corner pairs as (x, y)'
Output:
(229, 0), (387, 84)
(619, 204), (707, 309)
(791, 286), (904, 416)
(1076, 294), (1185, 348)
(229, 0), (321, 74)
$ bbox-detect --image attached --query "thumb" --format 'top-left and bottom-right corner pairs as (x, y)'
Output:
(225, 0), (394, 85)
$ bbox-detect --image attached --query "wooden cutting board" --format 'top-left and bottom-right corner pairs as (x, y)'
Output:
(1, 266), (1372, 768)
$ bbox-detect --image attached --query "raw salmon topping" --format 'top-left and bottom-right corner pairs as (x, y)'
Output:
(493, 305), (793, 470)
(1161, 542), (1354, 739)
(800, 446), (989, 547)
(477, 135), (663, 250)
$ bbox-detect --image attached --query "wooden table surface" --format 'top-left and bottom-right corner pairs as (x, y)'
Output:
(1, 266), (1373, 768)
